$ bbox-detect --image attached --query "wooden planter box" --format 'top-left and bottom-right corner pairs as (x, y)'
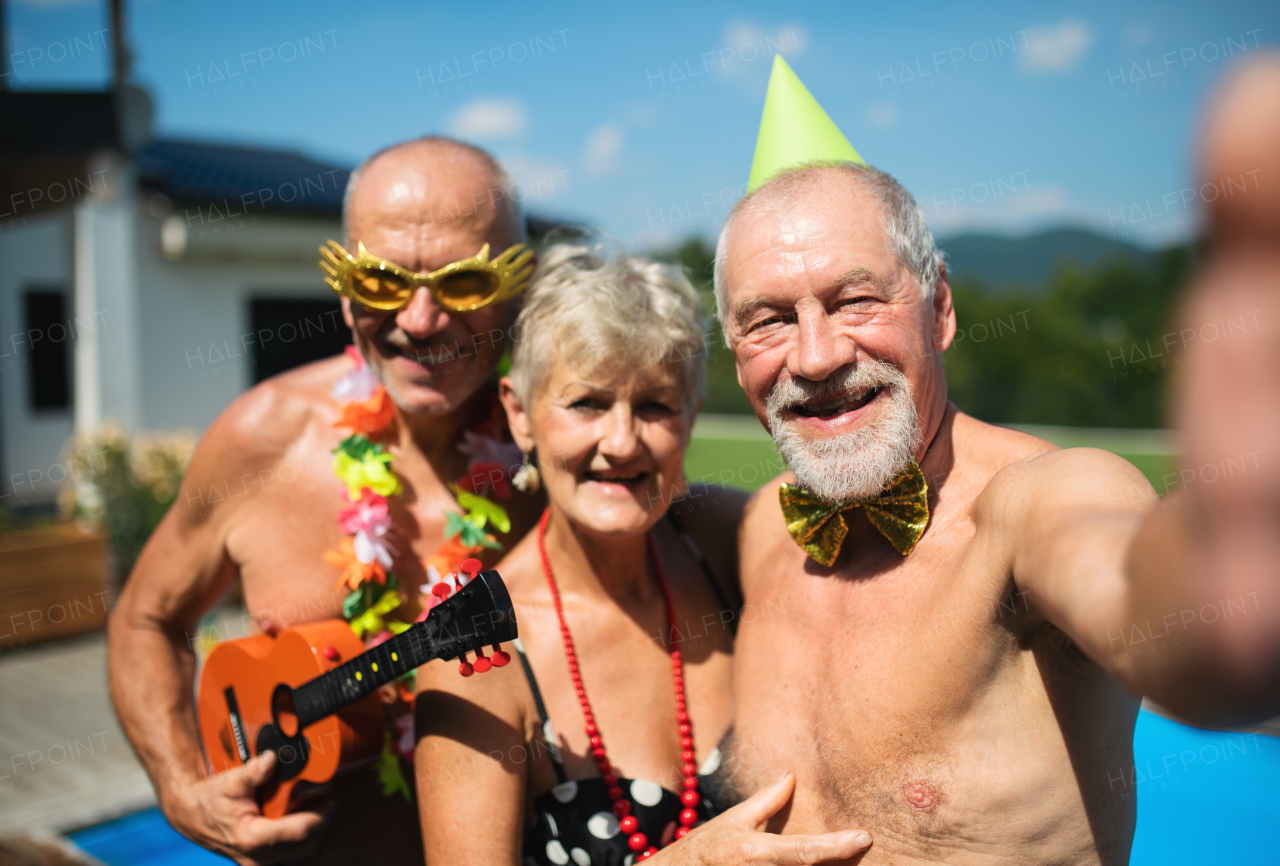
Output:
(0, 525), (109, 650)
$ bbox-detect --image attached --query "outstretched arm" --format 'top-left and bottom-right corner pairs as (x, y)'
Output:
(1014, 56), (1280, 727)
(996, 448), (1154, 683)
(999, 443), (1278, 726)
(1121, 56), (1280, 725)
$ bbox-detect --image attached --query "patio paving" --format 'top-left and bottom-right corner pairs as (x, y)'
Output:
(0, 603), (248, 837)
(0, 631), (155, 836)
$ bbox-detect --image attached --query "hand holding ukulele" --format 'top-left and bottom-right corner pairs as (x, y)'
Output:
(191, 566), (517, 854)
(168, 750), (334, 866)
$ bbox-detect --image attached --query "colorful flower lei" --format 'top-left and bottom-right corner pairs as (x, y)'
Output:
(324, 345), (521, 797)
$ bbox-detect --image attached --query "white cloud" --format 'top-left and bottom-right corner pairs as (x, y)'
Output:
(929, 183), (1197, 249)
(864, 100), (900, 131)
(1018, 19), (1093, 75)
(717, 20), (808, 80)
(500, 152), (571, 204)
(448, 98), (527, 141)
(928, 184), (1104, 237)
(583, 125), (625, 176)
(932, 183), (1198, 249)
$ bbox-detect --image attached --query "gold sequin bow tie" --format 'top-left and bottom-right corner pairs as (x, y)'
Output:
(779, 459), (930, 566)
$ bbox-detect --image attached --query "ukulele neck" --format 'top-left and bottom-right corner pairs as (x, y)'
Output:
(288, 571), (516, 729)
(290, 625), (427, 728)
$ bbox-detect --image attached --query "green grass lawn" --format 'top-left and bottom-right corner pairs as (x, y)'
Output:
(1116, 453), (1176, 495)
(684, 437), (783, 491)
(684, 416), (1178, 494)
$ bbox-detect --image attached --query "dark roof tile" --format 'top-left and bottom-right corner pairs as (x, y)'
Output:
(136, 138), (349, 216)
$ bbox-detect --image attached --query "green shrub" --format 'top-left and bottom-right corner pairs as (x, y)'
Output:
(59, 426), (194, 582)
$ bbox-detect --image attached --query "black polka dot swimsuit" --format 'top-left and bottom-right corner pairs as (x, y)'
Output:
(517, 516), (740, 866)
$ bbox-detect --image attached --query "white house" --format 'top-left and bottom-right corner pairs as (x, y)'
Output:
(1, 97), (351, 509)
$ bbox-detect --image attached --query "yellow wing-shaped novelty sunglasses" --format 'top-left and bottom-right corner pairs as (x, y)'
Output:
(319, 240), (534, 312)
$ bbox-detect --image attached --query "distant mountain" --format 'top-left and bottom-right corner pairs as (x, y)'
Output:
(938, 228), (1153, 293)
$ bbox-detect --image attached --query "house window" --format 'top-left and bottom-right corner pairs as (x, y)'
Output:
(25, 290), (72, 410)
(249, 298), (350, 384)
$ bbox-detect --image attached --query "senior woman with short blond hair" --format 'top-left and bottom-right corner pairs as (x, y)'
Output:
(415, 245), (746, 865)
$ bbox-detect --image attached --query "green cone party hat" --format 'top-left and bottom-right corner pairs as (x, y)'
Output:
(747, 55), (865, 193)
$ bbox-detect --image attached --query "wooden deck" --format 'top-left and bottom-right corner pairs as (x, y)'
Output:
(0, 631), (155, 835)
(0, 603), (249, 837)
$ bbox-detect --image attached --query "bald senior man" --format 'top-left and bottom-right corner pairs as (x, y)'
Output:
(659, 153), (1279, 866)
(108, 137), (543, 865)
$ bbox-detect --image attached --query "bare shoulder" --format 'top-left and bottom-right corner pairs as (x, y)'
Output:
(413, 641), (527, 736)
(1004, 446), (1153, 505)
(667, 484), (750, 605)
(490, 525), (549, 601)
(416, 537), (539, 742)
(119, 356), (351, 618)
(950, 412), (1059, 476)
(173, 354), (347, 532)
(966, 414), (1154, 525)
(201, 355), (345, 466)
(742, 472), (789, 531)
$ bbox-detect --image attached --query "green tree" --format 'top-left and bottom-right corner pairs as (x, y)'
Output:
(946, 247), (1194, 427)
(653, 238), (753, 414)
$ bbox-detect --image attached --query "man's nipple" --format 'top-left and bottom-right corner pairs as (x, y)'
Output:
(901, 780), (940, 812)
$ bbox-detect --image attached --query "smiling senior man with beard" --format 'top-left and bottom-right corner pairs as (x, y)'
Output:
(644, 58), (1278, 866)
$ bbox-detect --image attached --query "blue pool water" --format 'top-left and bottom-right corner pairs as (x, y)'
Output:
(70, 710), (1279, 865)
(1128, 710), (1279, 865)
(69, 809), (229, 866)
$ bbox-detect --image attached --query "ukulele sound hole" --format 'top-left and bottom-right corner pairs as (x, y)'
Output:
(272, 684), (300, 738)
(258, 684), (310, 783)
(255, 722), (310, 782)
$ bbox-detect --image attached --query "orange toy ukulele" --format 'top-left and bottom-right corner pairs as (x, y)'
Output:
(197, 569), (517, 816)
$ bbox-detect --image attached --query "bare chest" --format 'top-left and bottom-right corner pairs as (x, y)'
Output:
(510, 560), (735, 801)
(731, 515), (1119, 862)
(219, 441), (485, 630)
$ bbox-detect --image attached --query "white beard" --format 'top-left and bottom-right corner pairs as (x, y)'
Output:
(766, 360), (921, 503)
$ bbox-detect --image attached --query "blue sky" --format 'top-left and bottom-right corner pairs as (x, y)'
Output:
(6, 0), (1277, 250)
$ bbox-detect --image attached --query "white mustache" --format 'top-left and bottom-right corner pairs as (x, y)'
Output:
(765, 363), (898, 416)
(383, 334), (470, 363)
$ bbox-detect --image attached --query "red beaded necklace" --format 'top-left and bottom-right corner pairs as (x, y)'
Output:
(536, 509), (701, 860)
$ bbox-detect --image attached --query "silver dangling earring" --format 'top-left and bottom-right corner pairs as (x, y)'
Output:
(512, 451), (540, 495)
